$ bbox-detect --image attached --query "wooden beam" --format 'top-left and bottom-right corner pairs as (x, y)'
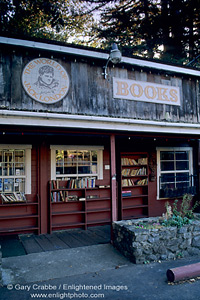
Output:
(39, 140), (50, 234)
(198, 140), (200, 198)
(110, 134), (117, 222)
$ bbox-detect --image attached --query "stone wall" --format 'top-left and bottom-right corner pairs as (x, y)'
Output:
(112, 217), (200, 264)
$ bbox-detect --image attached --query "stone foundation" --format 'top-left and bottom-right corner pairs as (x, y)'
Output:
(112, 216), (200, 264)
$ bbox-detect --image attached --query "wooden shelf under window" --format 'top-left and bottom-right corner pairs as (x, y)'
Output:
(52, 210), (85, 216)
(0, 202), (38, 207)
(122, 194), (148, 199)
(0, 201), (40, 235)
(0, 226), (39, 234)
(123, 205), (148, 210)
(0, 214), (38, 220)
(52, 222), (85, 229)
(49, 180), (111, 232)
(87, 219), (111, 225)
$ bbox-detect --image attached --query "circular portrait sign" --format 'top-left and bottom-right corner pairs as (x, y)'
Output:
(22, 58), (70, 104)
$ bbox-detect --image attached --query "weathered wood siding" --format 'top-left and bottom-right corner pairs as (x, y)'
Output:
(0, 46), (199, 123)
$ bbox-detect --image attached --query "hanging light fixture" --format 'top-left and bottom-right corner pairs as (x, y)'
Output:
(103, 43), (122, 79)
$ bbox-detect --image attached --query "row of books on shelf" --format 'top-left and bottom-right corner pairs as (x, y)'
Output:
(121, 157), (147, 166)
(122, 178), (148, 187)
(122, 167), (147, 177)
(51, 177), (96, 190)
(51, 192), (105, 203)
(1, 192), (26, 203)
(51, 191), (86, 202)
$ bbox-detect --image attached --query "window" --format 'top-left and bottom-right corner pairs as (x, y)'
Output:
(0, 145), (32, 195)
(157, 147), (195, 199)
(51, 145), (104, 180)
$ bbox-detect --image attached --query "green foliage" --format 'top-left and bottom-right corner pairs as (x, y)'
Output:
(135, 222), (161, 229)
(1, 0), (200, 64)
(0, 0), (97, 44)
(162, 194), (199, 228)
(162, 214), (190, 228)
(83, 0), (200, 65)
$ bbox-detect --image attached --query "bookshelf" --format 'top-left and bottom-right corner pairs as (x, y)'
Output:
(0, 197), (39, 234)
(120, 152), (149, 220)
(49, 180), (111, 232)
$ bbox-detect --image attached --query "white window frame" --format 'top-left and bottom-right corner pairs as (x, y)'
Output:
(156, 147), (193, 199)
(50, 145), (104, 180)
(0, 144), (32, 194)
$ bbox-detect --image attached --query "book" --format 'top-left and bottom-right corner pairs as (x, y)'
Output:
(136, 178), (148, 185)
(86, 195), (99, 199)
(121, 157), (138, 165)
(79, 198), (86, 201)
(138, 158), (148, 165)
(122, 167), (147, 177)
(52, 177), (96, 190)
(1, 192), (26, 203)
(122, 190), (132, 197)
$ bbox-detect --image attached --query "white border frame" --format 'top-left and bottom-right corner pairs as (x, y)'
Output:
(50, 145), (104, 180)
(156, 147), (193, 200)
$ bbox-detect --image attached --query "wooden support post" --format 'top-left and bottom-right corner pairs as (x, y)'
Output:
(110, 134), (117, 222)
(198, 140), (200, 199)
(39, 140), (50, 234)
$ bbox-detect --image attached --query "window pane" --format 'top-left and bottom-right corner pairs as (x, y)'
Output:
(176, 173), (190, 189)
(56, 150), (63, 174)
(159, 148), (193, 198)
(4, 178), (14, 193)
(78, 165), (91, 174)
(55, 149), (99, 177)
(15, 150), (25, 176)
(64, 166), (76, 174)
(176, 173), (189, 182)
(2, 163), (14, 176)
(82, 150), (90, 162)
(175, 151), (188, 160)
(77, 151), (83, 162)
(161, 182), (175, 190)
(15, 178), (25, 193)
(0, 179), (2, 192)
(92, 151), (97, 161)
(91, 163), (97, 174)
(161, 161), (174, 171)
(15, 163), (25, 175)
(64, 150), (76, 164)
(160, 151), (174, 160)
(176, 182), (190, 189)
(0, 149), (26, 195)
(176, 161), (189, 170)
(161, 173), (175, 183)
(15, 150), (24, 162)
(4, 151), (13, 163)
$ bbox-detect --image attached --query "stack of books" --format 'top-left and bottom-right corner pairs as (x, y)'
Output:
(122, 190), (132, 197)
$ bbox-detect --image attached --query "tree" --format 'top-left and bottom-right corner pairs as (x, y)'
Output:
(158, 0), (200, 64)
(0, 0), (96, 43)
(84, 0), (200, 64)
(1, 0), (200, 65)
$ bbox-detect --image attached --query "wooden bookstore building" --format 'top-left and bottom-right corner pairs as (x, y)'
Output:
(0, 36), (200, 235)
